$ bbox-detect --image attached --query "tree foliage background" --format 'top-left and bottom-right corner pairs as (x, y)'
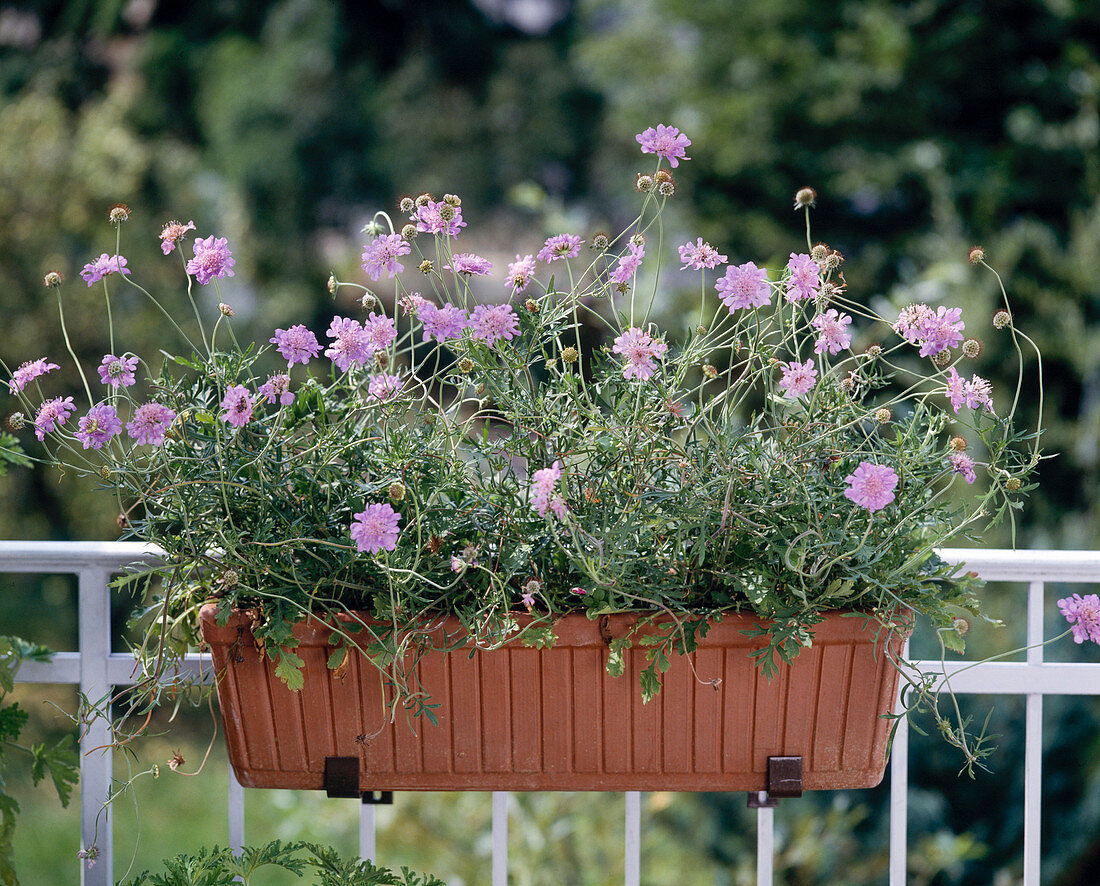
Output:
(1, 0), (1099, 883)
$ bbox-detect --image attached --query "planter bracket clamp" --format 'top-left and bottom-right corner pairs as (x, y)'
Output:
(747, 755), (803, 807)
(324, 756), (394, 804)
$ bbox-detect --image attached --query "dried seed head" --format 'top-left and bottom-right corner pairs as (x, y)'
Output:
(437, 203), (456, 221)
(388, 482), (406, 502)
(840, 375), (856, 392)
(400, 223), (418, 241)
(932, 349), (953, 368)
(218, 302), (234, 317)
(634, 173), (655, 193)
(952, 617), (971, 636)
(950, 435), (968, 451)
(657, 179), (676, 197)
(811, 243), (829, 264)
(654, 169), (673, 184)
(993, 310), (1011, 330)
(327, 275), (337, 294)
(630, 232), (646, 248)
(443, 193), (461, 206)
(968, 246), (985, 264)
(415, 193), (433, 207)
(108, 203), (131, 225)
(524, 298), (539, 313)
(419, 259), (433, 274)
(794, 187), (817, 209)
(43, 271), (63, 288)
(962, 338), (983, 359)
(458, 356), (475, 373)
(874, 407), (891, 423)
(591, 231), (610, 250)
(6, 412), (24, 431)
(823, 249), (844, 269)
(475, 383), (486, 396)
(426, 535), (444, 554)
(561, 346), (578, 364)
(545, 358), (557, 371)
(399, 195), (415, 214)
(866, 344), (882, 360)
(360, 292), (377, 311)
(168, 750), (186, 771)
(702, 364), (718, 380)
(1005, 477), (1021, 491)
(220, 569), (240, 589)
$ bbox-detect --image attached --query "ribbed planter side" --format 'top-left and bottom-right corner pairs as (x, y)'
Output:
(199, 605), (907, 792)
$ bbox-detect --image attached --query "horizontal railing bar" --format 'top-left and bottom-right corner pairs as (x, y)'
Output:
(0, 540), (163, 572)
(16, 652), (211, 685)
(938, 547), (1100, 582)
(911, 660), (1100, 695)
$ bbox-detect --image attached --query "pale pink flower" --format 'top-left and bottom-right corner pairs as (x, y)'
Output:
(186, 236), (235, 285)
(949, 451), (976, 484)
(784, 253), (820, 303)
(635, 124), (691, 168)
(126, 403), (176, 445)
(609, 242), (645, 286)
(778, 359), (818, 398)
(74, 404), (122, 450)
(1058, 593), (1100, 645)
(612, 327), (668, 381)
(159, 220), (196, 255)
(715, 262), (771, 311)
(531, 461), (567, 519)
(419, 303), (468, 343)
(470, 304), (520, 347)
(258, 373), (294, 406)
(80, 254), (131, 286)
(843, 462), (898, 512)
(220, 385), (254, 428)
(678, 238), (727, 271)
(361, 233), (411, 281)
(367, 373), (403, 402)
(270, 325), (321, 366)
(506, 254), (536, 293)
(325, 316), (373, 370)
(97, 354), (138, 388)
(537, 234), (583, 263)
(445, 253), (493, 276)
(811, 310), (853, 355)
(363, 313), (398, 354)
(9, 358), (60, 394)
(34, 396), (76, 440)
(350, 503), (401, 554)
(412, 200), (466, 238)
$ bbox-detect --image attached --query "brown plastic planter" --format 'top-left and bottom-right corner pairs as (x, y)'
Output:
(199, 604), (907, 793)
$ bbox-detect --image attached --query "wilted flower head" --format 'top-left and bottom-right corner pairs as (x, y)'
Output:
(108, 203), (131, 225)
(794, 187), (817, 209)
(159, 220), (196, 255)
(42, 271), (63, 288)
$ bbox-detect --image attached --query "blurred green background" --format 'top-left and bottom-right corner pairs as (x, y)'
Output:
(2, 0), (1100, 882)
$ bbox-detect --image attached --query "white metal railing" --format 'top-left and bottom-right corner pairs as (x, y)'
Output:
(4, 541), (1100, 886)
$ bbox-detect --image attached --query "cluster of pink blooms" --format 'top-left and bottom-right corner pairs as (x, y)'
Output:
(1058, 594), (1100, 645)
(186, 236), (235, 286)
(361, 233), (412, 281)
(80, 254), (131, 286)
(258, 373), (294, 406)
(944, 367), (993, 414)
(324, 314), (397, 370)
(678, 238), (727, 271)
(530, 461), (567, 519)
(635, 124), (691, 168)
(779, 360), (818, 399)
(350, 502), (402, 554)
(843, 462), (899, 512)
(612, 327), (668, 381)
(893, 303), (966, 357)
(367, 373), (403, 402)
(8, 358), (59, 394)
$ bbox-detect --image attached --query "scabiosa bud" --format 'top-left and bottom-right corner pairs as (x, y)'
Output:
(962, 338), (983, 358)
(794, 187), (817, 209)
(591, 232), (610, 250)
(950, 435), (968, 451)
(562, 346), (578, 364)
(6, 412), (24, 431)
(932, 349), (953, 368)
(635, 173), (655, 193)
(401, 223), (418, 240)
(696, 324), (707, 335)
(108, 203), (131, 225)
(546, 358), (557, 371)
(875, 407), (891, 423)
(840, 373), (857, 392)
(953, 617), (971, 636)
(326, 275), (337, 294)
(993, 310), (1011, 329)
(388, 482), (406, 502)
(399, 196), (415, 213)
(866, 344), (882, 359)
(458, 356), (475, 373)
(221, 569), (240, 589)
(43, 271), (63, 288)
(811, 244), (829, 264)
(968, 246), (985, 264)
(702, 364), (718, 380)
(419, 260), (433, 274)
(360, 292), (376, 311)
(117, 512), (128, 529)
(657, 178), (676, 197)
(415, 193), (432, 208)
(525, 298), (539, 313)
(361, 219), (383, 237)
(630, 233), (646, 248)
(218, 302), (234, 317)
(1005, 477), (1021, 491)
(443, 193), (461, 206)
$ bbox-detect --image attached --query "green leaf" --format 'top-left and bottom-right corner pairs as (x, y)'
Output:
(274, 650), (305, 692)
(30, 738), (78, 808)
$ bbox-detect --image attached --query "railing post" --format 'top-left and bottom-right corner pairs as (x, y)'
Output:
(491, 791), (508, 885)
(624, 791), (640, 886)
(889, 714), (909, 886)
(78, 567), (112, 886)
(755, 804), (774, 885)
(1023, 580), (1044, 885)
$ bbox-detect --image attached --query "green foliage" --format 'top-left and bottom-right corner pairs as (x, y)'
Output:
(119, 840), (445, 886)
(0, 637), (78, 886)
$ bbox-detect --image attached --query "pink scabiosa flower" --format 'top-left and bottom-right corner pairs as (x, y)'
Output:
(186, 236), (235, 285)
(419, 303), (469, 343)
(8, 358), (60, 394)
(531, 461), (567, 519)
(361, 233), (411, 281)
(609, 242), (645, 286)
(80, 254), (131, 286)
(258, 373), (294, 406)
(74, 404), (122, 450)
(412, 200), (466, 238)
(916, 307), (965, 357)
(399, 292), (430, 315)
(1058, 593), (1100, 645)
(34, 396), (76, 441)
(843, 462), (899, 512)
(537, 234), (584, 263)
(445, 253), (493, 276)
(159, 220), (196, 255)
(678, 238), (727, 271)
(948, 451), (977, 484)
(811, 310), (853, 355)
(778, 359), (818, 398)
(964, 374), (993, 412)
(784, 253), (820, 303)
(126, 402), (177, 446)
(506, 254), (536, 294)
(350, 502), (401, 554)
(325, 316), (373, 370)
(944, 367), (968, 413)
(270, 324), (321, 366)
(893, 304), (935, 342)
(612, 327), (668, 381)
(97, 354), (138, 388)
(367, 373), (403, 402)
(470, 304), (520, 347)
(220, 385), (254, 428)
(715, 262), (771, 311)
(635, 124), (691, 168)
(363, 313), (398, 353)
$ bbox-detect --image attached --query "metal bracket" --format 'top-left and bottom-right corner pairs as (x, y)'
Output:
(323, 757), (395, 804)
(362, 790), (393, 805)
(746, 755), (803, 807)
